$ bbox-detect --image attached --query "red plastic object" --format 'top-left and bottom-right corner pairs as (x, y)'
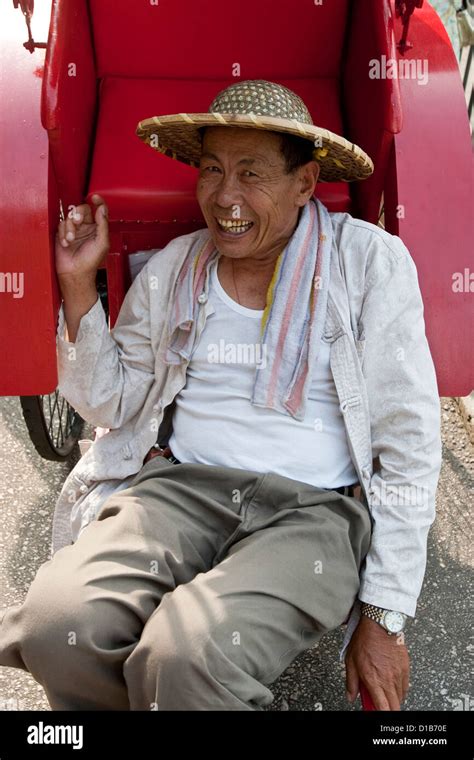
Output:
(40, 0), (97, 220)
(384, 0), (473, 396)
(360, 683), (377, 711)
(0, 0), (58, 395)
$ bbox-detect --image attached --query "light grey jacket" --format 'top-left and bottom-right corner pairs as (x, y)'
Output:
(53, 212), (442, 660)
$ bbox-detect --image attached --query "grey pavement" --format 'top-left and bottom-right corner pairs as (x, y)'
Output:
(0, 395), (472, 711)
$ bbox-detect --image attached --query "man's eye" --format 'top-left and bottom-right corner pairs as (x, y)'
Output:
(203, 166), (220, 173)
(243, 170), (257, 177)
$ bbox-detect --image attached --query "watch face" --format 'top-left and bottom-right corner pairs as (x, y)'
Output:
(384, 610), (405, 633)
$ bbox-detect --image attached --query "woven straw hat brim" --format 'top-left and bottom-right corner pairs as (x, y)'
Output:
(136, 112), (374, 183)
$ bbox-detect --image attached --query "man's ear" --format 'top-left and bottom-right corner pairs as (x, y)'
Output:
(297, 160), (320, 206)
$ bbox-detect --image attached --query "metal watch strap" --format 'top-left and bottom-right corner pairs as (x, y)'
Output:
(360, 603), (386, 625)
(360, 603), (407, 634)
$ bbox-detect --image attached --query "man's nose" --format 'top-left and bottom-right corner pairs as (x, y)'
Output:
(213, 174), (242, 208)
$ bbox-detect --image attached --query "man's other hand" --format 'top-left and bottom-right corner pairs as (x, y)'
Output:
(345, 614), (410, 710)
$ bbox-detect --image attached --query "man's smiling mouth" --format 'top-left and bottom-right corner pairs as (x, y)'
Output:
(215, 217), (254, 235)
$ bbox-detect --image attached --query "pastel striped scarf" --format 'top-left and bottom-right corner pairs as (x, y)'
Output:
(165, 197), (332, 420)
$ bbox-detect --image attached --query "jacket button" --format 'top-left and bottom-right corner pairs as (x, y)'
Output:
(79, 484), (88, 494)
(198, 292), (208, 304)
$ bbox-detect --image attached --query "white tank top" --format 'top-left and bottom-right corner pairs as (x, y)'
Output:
(169, 257), (358, 488)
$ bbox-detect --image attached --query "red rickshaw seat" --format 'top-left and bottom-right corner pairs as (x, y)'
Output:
(86, 0), (352, 219)
(88, 76), (353, 221)
(88, 0), (349, 81)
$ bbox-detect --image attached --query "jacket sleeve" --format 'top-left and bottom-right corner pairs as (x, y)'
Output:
(56, 261), (157, 430)
(357, 235), (442, 617)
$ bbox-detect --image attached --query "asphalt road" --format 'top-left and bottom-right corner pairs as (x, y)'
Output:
(0, 395), (472, 711)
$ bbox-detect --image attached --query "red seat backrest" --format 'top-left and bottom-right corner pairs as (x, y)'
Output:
(44, 0), (355, 216)
(86, 0), (354, 222)
(88, 0), (349, 80)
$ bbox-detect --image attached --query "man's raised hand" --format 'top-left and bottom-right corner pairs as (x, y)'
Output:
(55, 194), (110, 280)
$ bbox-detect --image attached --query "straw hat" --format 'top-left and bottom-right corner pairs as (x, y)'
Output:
(136, 79), (374, 183)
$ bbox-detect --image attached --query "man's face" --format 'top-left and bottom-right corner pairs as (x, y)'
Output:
(196, 127), (319, 261)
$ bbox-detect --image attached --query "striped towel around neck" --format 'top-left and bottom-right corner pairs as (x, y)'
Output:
(165, 197), (332, 420)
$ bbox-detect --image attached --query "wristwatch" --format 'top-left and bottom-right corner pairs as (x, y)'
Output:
(360, 603), (408, 634)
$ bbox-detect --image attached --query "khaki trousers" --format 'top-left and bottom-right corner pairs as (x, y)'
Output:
(0, 457), (372, 710)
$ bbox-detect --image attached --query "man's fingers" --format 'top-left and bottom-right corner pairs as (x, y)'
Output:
(345, 658), (359, 702)
(402, 671), (410, 703)
(366, 675), (402, 711)
(394, 672), (405, 705)
(57, 219), (68, 247)
(91, 193), (107, 209)
(58, 208), (104, 249)
(367, 682), (391, 711)
(64, 217), (78, 242)
(384, 685), (401, 711)
(94, 202), (109, 251)
(69, 203), (93, 225)
(65, 197), (108, 229)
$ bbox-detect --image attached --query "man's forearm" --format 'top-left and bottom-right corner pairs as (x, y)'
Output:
(56, 262), (155, 431)
(58, 275), (99, 343)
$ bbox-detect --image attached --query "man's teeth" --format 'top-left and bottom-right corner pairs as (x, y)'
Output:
(217, 218), (253, 234)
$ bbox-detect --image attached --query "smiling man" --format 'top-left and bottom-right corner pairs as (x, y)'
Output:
(0, 80), (442, 712)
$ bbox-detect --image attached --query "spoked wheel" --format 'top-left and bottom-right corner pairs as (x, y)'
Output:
(20, 391), (84, 461)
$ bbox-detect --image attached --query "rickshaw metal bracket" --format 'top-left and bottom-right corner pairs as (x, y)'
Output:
(13, 0), (47, 53)
(395, 0), (424, 53)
